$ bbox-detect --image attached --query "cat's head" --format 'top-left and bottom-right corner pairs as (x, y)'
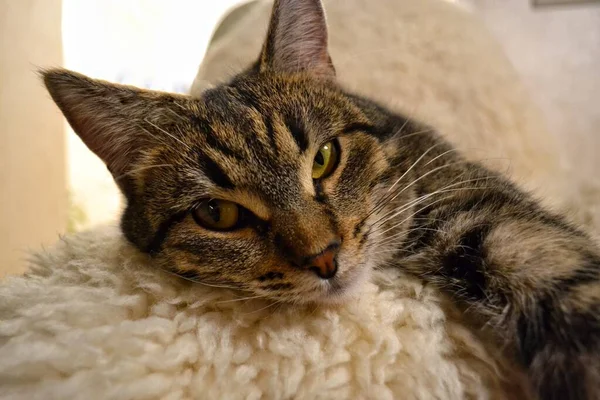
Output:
(44, 0), (414, 303)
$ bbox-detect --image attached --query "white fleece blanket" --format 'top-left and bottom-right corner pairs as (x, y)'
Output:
(0, 226), (514, 400)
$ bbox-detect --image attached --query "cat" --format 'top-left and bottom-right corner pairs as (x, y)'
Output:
(42, 0), (600, 398)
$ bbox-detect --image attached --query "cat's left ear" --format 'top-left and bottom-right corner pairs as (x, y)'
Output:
(258, 0), (335, 79)
(42, 69), (189, 194)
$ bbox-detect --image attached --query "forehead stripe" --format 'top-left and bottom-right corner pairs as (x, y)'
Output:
(342, 122), (379, 136)
(192, 115), (245, 161)
(285, 113), (309, 152)
(145, 210), (188, 254)
(199, 151), (235, 189)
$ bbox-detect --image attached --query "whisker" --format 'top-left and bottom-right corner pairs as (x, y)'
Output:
(243, 299), (286, 315)
(374, 186), (493, 242)
(369, 153), (473, 222)
(216, 294), (270, 304)
(394, 128), (435, 141)
(371, 177), (493, 229)
(162, 268), (241, 291)
(363, 143), (445, 221)
(381, 161), (465, 207)
(372, 194), (456, 240)
(369, 151), (506, 224)
(144, 118), (193, 152)
(386, 143), (444, 194)
(388, 143), (445, 192)
(114, 163), (174, 181)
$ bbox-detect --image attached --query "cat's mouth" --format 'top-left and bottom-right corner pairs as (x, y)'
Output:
(306, 260), (372, 304)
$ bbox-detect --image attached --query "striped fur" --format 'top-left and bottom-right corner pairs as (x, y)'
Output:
(42, 0), (600, 398)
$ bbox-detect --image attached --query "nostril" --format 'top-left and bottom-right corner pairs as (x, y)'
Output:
(308, 251), (338, 280)
(310, 261), (337, 279)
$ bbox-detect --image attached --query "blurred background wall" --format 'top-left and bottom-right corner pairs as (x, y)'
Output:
(462, 0), (600, 182)
(0, 0), (245, 276)
(0, 0), (67, 277)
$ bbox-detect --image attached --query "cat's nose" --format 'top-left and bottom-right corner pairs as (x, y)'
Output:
(304, 242), (340, 279)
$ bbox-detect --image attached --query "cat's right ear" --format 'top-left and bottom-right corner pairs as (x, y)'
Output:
(42, 69), (184, 182)
(258, 0), (335, 78)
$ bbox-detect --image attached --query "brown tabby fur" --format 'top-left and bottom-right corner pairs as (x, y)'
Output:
(42, 0), (600, 398)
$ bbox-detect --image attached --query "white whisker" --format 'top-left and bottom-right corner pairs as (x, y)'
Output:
(374, 185), (493, 242)
(243, 299), (286, 315)
(114, 163), (174, 181)
(144, 118), (192, 151)
(372, 195), (456, 239)
(371, 177), (492, 229)
(216, 294), (270, 304)
(161, 268), (241, 291)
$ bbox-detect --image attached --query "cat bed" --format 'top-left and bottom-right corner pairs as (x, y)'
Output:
(0, 226), (515, 399)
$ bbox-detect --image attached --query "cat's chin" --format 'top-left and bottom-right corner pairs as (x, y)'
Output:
(306, 263), (372, 306)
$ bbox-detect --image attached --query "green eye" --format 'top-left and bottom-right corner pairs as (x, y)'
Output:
(193, 199), (240, 231)
(312, 140), (339, 180)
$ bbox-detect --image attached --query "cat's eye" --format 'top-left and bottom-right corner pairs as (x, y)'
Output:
(193, 199), (240, 231)
(312, 140), (339, 180)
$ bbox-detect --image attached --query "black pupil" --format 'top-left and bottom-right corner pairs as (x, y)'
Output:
(315, 151), (325, 166)
(207, 201), (221, 222)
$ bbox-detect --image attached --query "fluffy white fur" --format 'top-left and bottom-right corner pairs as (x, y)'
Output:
(0, 227), (514, 400)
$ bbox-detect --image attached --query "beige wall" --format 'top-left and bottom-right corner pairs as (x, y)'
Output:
(463, 0), (600, 178)
(0, 0), (67, 277)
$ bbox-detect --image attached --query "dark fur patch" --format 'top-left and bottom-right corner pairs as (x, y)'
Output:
(342, 122), (378, 136)
(534, 346), (588, 400)
(564, 304), (600, 351)
(273, 233), (296, 265)
(264, 115), (278, 150)
(537, 212), (584, 238)
(285, 113), (308, 152)
(439, 225), (491, 301)
(353, 221), (365, 238)
(314, 181), (327, 203)
(262, 283), (294, 291)
(516, 295), (555, 367)
(517, 294), (600, 368)
(258, 271), (284, 282)
(145, 211), (188, 254)
(199, 152), (235, 189)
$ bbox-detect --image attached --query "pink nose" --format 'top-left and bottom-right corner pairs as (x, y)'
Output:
(306, 245), (338, 279)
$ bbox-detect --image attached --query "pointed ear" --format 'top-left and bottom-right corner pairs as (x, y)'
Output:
(42, 69), (185, 182)
(258, 0), (335, 78)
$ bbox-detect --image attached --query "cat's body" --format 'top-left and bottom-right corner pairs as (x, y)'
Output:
(43, 0), (600, 398)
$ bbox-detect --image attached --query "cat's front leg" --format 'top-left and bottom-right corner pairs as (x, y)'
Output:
(397, 181), (600, 400)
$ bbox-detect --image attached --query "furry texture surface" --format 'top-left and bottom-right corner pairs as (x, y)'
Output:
(0, 227), (524, 400)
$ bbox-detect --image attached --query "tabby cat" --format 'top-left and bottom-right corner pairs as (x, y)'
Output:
(43, 0), (599, 398)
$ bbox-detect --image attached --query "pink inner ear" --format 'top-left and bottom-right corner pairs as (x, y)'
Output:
(82, 121), (139, 179)
(54, 98), (142, 180)
(43, 69), (163, 182)
(264, 0), (335, 78)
